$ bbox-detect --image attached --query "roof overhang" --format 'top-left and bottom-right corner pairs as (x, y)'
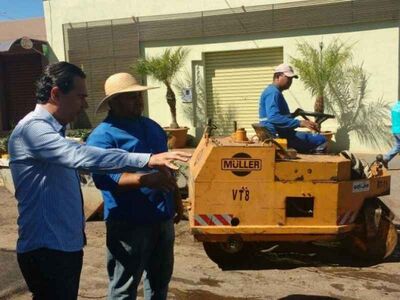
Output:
(0, 37), (48, 54)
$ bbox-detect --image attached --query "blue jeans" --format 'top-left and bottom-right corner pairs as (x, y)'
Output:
(282, 131), (327, 153)
(106, 219), (174, 300)
(384, 134), (400, 162)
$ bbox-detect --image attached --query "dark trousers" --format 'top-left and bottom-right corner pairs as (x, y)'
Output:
(285, 131), (327, 153)
(17, 248), (83, 300)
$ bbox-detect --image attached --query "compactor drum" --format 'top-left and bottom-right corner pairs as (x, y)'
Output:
(188, 120), (398, 268)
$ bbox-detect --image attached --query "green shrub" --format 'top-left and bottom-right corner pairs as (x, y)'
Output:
(66, 129), (92, 142)
(0, 132), (11, 154)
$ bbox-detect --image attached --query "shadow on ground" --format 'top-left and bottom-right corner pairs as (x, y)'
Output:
(279, 296), (340, 300)
(218, 232), (400, 271)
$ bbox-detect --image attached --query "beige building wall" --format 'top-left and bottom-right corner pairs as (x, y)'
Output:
(43, 0), (399, 153)
(43, 0), (307, 62)
(143, 22), (399, 153)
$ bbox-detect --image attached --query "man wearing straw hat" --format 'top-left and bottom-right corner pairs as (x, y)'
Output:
(86, 73), (182, 299)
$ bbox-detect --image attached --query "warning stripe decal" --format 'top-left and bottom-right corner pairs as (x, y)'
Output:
(337, 211), (358, 225)
(194, 214), (233, 226)
(215, 214), (231, 226)
(349, 211), (358, 224)
(194, 214), (208, 226)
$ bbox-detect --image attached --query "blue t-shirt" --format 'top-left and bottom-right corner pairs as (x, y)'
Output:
(86, 115), (175, 224)
(259, 84), (300, 136)
(391, 101), (400, 134)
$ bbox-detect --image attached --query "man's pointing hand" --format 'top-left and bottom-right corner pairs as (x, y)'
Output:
(148, 151), (191, 170)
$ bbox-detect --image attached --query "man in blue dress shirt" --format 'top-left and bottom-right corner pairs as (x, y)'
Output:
(8, 62), (190, 300)
(86, 72), (183, 300)
(259, 63), (327, 153)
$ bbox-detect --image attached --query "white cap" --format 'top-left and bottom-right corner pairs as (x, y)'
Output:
(274, 64), (299, 78)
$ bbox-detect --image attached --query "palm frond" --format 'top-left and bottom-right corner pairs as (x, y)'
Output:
(132, 47), (189, 84)
(131, 47), (189, 128)
(327, 64), (392, 149)
(290, 39), (352, 98)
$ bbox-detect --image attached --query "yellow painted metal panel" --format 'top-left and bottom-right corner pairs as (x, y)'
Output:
(190, 232), (350, 243)
(195, 144), (276, 183)
(205, 48), (283, 135)
(274, 181), (339, 227)
(192, 180), (340, 228)
(337, 175), (391, 219)
(193, 181), (279, 226)
(189, 225), (352, 236)
(275, 154), (351, 182)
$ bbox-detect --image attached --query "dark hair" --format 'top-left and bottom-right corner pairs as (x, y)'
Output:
(35, 62), (86, 104)
(273, 72), (284, 80)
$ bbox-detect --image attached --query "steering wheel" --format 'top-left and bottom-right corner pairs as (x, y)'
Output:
(291, 108), (335, 127)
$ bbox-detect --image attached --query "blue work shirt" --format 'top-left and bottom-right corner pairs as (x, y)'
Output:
(391, 101), (400, 134)
(9, 105), (151, 253)
(86, 115), (175, 224)
(259, 84), (300, 136)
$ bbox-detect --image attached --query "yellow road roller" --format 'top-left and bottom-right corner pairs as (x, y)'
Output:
(188, 119), (398, 268)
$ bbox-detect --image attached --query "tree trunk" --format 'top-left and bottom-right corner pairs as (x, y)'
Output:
(314, 95), (324, 124)
(166, 83), (179, 129)
(314, 95), (324, 114)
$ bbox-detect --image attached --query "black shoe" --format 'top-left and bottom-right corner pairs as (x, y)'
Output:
(382, 159), (389, 169)
(376, 154), (388, 169)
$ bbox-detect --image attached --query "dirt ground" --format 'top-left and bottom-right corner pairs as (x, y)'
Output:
(1, 154), (400, 300)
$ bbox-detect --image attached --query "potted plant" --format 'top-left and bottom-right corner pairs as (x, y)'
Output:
(133, 47), (189, 148)
(290, 40), (353, 143)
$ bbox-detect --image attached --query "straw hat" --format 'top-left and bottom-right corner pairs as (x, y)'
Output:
(95, 73), (157, 113)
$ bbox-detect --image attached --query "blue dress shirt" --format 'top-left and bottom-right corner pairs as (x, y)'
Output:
(86, 115), (175, 224)
(9, 105), (151, 253)
(259, 84), (300, 136)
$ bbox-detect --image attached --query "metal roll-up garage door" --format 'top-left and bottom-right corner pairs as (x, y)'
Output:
(205, 47), (283, 136)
